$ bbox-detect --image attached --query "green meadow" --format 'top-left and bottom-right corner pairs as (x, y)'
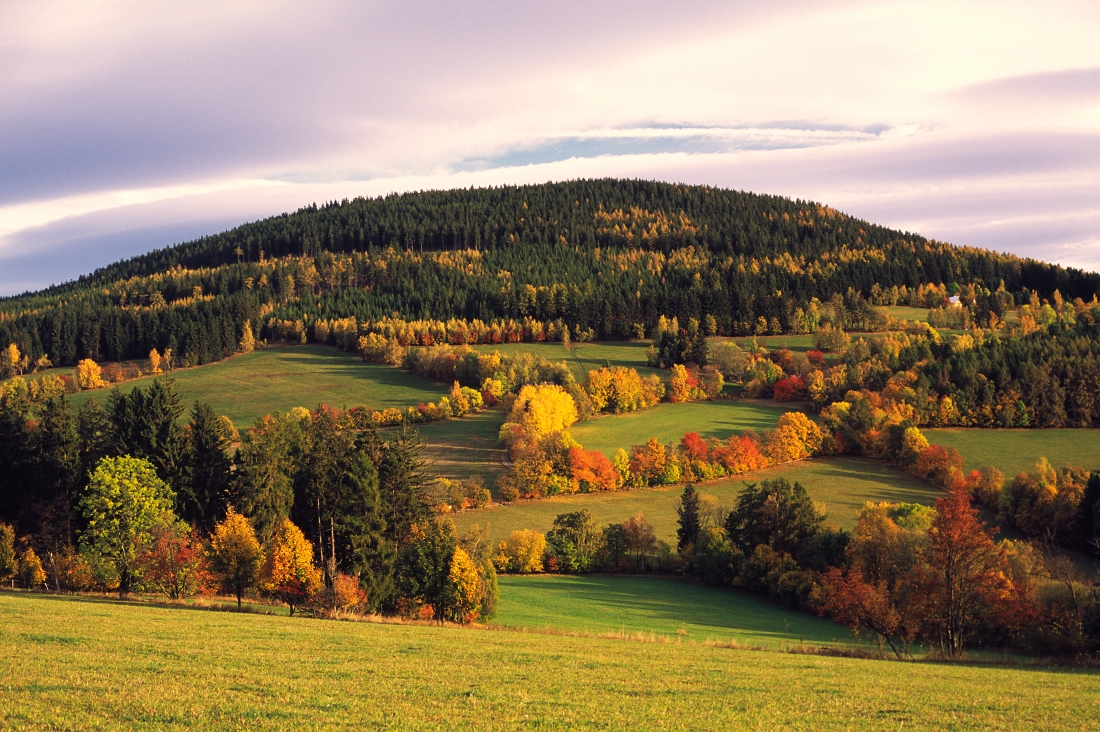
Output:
(2, 592), (1097, 730)
(66, 346), (448, 427)
(453, 456), (943, 545)
(495, 575), (850, 649)
(471, 340), (660, 381)
(569, 399), (793, 459)
(924, 428), (1100, 478)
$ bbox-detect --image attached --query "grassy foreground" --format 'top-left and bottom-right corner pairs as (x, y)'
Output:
(67, 346), (447, 427)
(924, 428), (1100, 478)
(454, 457), (943, 545)
(3, 593), (1098, 730)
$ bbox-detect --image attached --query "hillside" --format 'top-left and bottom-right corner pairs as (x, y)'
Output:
(3, 179), (1098, 368)
(4, 592), (1098, 730)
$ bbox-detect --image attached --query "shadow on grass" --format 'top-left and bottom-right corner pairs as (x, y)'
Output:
(499, 575), (845, 644)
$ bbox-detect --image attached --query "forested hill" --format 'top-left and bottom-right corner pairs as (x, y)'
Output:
(2, 179), (1098, 367)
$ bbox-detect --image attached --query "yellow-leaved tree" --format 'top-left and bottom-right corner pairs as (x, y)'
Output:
(498, 529), (546, 573)
(764, 412), (823, 464)
(443, 547), (482, 623)
(239, 320), (256, 354)
(208, 509), (265, 609)
(149, 348), (162, 375)
(508, 384), (577, 442)
(75, 359), (106, 390)
(261, 518), (322, 615)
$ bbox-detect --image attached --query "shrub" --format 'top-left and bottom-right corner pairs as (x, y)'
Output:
(499, 530), (546, 573)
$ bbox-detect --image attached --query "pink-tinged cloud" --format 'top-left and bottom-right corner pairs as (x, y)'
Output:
(1, 0), (1098, 294)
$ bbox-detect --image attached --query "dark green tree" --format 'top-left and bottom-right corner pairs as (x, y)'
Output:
(181, 400), (233, 532)
(724, 478), (824, 556)
(676, 484), (701, 552)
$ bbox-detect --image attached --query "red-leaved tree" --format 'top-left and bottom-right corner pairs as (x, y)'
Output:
(906, 488), (1012, 658)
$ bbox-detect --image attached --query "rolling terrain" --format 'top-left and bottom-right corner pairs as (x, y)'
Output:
(3, 592), (1097, 730)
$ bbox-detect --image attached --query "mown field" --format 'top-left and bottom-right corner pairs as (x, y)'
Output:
(453, 456), (943, 545)
(924, 428), (1100, 479)
(570, 399), (793, 459)
(496, 575), (849, 649)
(2, 592), (1097, 730)
(417, 410), (505, 485)
(65, 346), (448, 427)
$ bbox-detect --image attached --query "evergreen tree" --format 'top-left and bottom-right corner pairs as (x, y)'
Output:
(676, 483), (701, 552)
(182, 400), (233, 532)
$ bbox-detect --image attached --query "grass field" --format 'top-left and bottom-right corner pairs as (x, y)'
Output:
(470, 340), (660, 382)
(570, 399), (792, 459)
(417, 410), (506, 485)
(2, 592), (1097, 730)
(66, 346), (448, 427)
(924, 428), (1100, 478)
(884, 306), (930, 322)
(453, 456), (943, 545)
(496, 575), (850, 649)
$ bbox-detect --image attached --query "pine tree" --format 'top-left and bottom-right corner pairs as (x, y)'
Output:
(182, 401), (233, 532)
(676, 484), (701, 551)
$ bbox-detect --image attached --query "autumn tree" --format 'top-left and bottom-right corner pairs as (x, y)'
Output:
(622, 513), (657, 568)
(17, 546), (46, 589)
(79, 456), (176, 596)
(137, 522), (209, 600)
(208, 509), (265, 609)
(0, 522), (15, 583)
(75, 359), (106, 390)
(506, 384), (577, 442)
(261, 518), (322, 615)
(239, 320), (256, 354)
(907, 488), (1013, 658)
(149, 349), (162, 375)
(443, 546), (482, 623)
(499, 529), (546, 573)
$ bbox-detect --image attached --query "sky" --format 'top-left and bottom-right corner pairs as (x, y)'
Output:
(1, 0), (1099, 295)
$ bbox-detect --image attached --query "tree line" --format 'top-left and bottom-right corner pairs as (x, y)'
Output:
(0, 379), (496, 620)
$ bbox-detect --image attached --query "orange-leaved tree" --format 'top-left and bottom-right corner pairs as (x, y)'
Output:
(261, 518), (322, 615)
(568, 446), (620, 492)
(137, 522), (210, 600)
(208, 509), (265, 609)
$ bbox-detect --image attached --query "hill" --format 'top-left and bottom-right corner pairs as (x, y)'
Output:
(4, 592), (1097, 730)
(3, 179), (1097, 370)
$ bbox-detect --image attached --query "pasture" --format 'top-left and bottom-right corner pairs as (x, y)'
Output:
(496, 575), (849, 649)
(2, 593), (1097, 730)
(470, 340), (660, 382)
(569, 399), (793, 459)
(66, 346), (448, 427)
(417, 410), (506, 484)
(453, 456), (944, 545)
(924, 428), (1100, 478)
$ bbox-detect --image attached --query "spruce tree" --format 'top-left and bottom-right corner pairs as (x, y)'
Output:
(676, 483), (701, 552)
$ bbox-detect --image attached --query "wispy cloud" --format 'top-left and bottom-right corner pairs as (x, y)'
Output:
(1, 0), (1099, 294)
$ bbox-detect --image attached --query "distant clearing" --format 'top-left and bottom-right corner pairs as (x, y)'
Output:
(924, 428), (1100, 478)
(2, 593), (1095, 730)
(416, 410), (505, 485)
(453, 457), (943, 545)
(66, 346), (447, 427)
(570, 400), (793, 459)
(470, 341), (660, 381)
(495, 575), (850, 649)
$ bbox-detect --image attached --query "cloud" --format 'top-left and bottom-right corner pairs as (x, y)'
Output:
(1, 0), (1099, 295)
